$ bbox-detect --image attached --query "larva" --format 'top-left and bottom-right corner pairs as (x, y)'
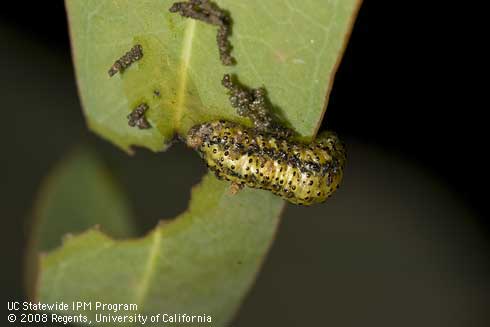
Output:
(185, 74), (346, 205)
(186, 120), (346, 205)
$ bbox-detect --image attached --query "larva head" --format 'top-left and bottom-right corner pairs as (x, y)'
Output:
(186, 123), (214, 150)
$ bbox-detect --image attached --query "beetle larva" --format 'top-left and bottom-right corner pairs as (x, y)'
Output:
(185, 74), (346, 205)
(186, 120), (345, 205)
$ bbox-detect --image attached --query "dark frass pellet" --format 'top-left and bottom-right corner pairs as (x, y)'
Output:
(108, 44), (143, 77)
(221, 74), (292, 139)
(169, 0), (234, 65)
(127, 103), (151, 129)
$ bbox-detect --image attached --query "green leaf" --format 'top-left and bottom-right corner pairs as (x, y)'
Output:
(66, 0), (361, 152)
(25, 148), (135, 298)
(34, 160), (284, 326)
(29, 0), (361, 325)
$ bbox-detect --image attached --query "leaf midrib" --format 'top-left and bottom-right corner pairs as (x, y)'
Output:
(174, 19), (197, 129)
(134, 230), (161, 309)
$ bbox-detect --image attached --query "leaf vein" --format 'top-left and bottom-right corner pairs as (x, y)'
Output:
(134, 230), (161, 307)
(174, 19), (197, 128)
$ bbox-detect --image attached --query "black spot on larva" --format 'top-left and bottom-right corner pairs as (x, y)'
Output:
(235, 142), (244, 150)
(321, 163), (331, 176)
(263, 148), (274, 156)
(278, 151), (288, 160)
(289, 155), (301, 168)
(108, 44), (143, 77)
(304, 161), (321, 173)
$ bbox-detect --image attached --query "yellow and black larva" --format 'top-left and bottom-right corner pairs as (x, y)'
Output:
(186, 120), (346, 205)
(107, 5), (346, 205)
(184, 74), (346, 205)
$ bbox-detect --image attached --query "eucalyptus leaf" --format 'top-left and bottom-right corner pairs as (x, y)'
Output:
(36, 168), (284, 326)
(25, 148), (135, 299)
(66, 0), (361, 152)
(29, 0), (361, 325)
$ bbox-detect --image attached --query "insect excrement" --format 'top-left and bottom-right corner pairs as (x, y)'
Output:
(108, 44), (143, 77)
(127, 103), (151, 129)
(169, 0), (234, 66)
